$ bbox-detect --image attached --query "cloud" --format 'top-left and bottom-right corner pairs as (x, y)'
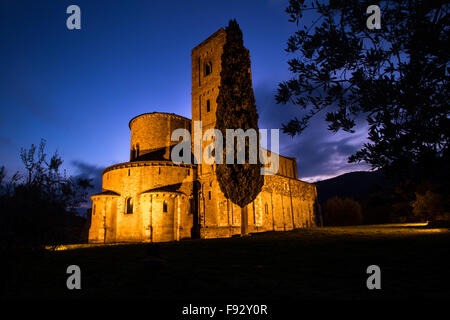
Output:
(254, 82), (371, 182)
(71, 160), (103, 196)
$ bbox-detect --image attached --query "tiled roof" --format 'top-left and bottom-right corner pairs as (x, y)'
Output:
(141, 183), (185, 195)
(92, 190), (120, 196)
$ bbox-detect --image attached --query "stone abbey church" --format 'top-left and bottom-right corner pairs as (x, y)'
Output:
(88, 28), (318, 243)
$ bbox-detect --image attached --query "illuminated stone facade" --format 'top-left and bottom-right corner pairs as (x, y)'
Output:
(88, 28), (318, 243)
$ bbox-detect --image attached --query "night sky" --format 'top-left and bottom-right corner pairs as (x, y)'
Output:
(0, 0), (369, 194)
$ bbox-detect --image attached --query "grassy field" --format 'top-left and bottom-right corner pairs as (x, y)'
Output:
(3, 223), (449, 300)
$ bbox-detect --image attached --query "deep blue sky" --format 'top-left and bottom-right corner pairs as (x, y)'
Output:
(0, 0), (369, 193)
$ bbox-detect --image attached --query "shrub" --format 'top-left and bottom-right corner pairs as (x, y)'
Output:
(324, 197), (363, 226)
(411, 191), (447, 221)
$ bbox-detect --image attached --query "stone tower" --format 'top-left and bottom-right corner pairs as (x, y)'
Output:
(190, 28), (266, 238)
(191, 28), (226, 174)
(190, 29), (229, 236)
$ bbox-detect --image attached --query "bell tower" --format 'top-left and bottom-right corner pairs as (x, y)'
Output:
(191, 28), (226, 177)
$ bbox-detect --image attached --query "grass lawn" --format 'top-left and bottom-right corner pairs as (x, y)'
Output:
(3, 223), (449, 300)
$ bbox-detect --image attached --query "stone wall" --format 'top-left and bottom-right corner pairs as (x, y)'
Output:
(196, 172), (317, 239)
(89, 161), (196, 243)
(139, 192), (192, 242)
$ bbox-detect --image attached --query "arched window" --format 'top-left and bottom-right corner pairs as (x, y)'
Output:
(163, 200), (168, 213)
(204, 61), (212, 76)
(93, 204), (96, 216)
(126, 197), (133, 214)
(206, 99), (210, 112)
(136, 144), (140, 157)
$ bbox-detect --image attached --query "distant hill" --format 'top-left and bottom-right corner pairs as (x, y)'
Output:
(315, 170), (391, 204)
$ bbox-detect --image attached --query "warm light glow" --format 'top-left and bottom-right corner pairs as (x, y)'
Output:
(45, 242), (143, 251)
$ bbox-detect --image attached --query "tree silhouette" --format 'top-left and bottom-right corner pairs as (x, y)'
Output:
(0, 139), (93, 250)
(216, 19), (264, 235)
(276, 0), (449, 182)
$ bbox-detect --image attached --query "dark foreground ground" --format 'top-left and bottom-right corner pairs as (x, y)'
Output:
(3, 224), (449, 301)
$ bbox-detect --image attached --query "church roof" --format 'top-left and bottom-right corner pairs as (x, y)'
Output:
(141, 183), (186, 195)
(131, 145), (196, 163)
(92, 190), (120, 196)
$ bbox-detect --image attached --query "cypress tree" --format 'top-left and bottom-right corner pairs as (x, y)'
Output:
(215, 19), (264, 235)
